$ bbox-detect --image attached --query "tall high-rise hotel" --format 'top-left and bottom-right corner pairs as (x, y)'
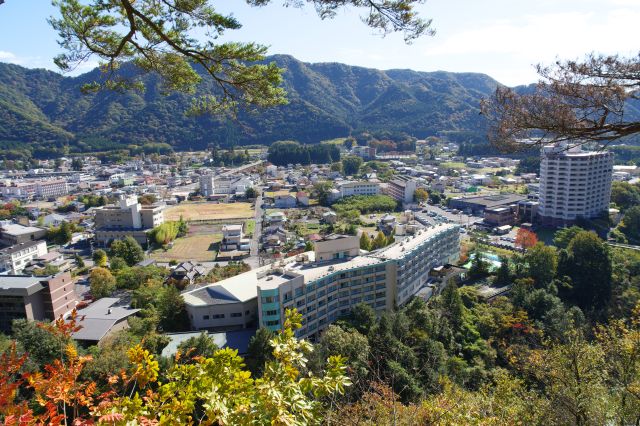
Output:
(539, 144), (613, 226)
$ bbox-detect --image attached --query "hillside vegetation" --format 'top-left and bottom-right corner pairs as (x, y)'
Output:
(0, 55), (499, 157)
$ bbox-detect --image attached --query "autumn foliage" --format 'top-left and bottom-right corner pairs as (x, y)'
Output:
(515, 228), (538, 249)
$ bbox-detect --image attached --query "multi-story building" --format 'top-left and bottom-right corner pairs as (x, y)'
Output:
(36, 179), (68, 199)
(0, 179), (68, 200)
(0, 240), (48, 274)
(199, 174), (215, 197)
(336, 181), (380, 198)
(184, 224), (459, 339)
(538, 145), (613, 226)
(351, 146), (377, 160)
(94, 195), (165, 247)
(384, 176), (417, 203)
(0, 272), (77, 333)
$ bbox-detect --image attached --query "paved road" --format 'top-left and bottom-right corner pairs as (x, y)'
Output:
(246, 194), (263, 268)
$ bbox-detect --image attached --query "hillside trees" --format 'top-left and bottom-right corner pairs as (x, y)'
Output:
(268, 141), (340, 166)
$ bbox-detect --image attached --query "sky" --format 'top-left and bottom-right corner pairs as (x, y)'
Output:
(0, 0), (639, 86)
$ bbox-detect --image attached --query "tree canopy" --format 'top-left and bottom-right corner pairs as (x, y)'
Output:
(483, 52), (640, 151)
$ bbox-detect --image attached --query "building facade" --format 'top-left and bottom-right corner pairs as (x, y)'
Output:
(94, 195), (165, 247)
(538, 145), (613, 226)
(199, 174), (215, 197)
(384, 176), (417, 203)
(184, 224), (459, 339)
(0, 240), (48, 274)
(337, 181), (380, 198)
(0, 272), (77, 333)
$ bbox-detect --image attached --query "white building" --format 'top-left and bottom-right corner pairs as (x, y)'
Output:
(199, 174), (215, 197)
(184, 224), (460, 339)
(0, 240), (48, 274)
(94, 195), (165, 247)
(336, 181), (380, 198)
(538, 144), (613, 226)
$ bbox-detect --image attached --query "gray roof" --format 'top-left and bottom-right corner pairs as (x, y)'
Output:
(72, 298), (139, 342)
(0, 275), (45, 296)
(0, 240), (45, 256)
(161, 329), (256, 358)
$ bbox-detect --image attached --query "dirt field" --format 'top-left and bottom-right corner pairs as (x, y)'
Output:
(150, 233), (222, 262)
(165, 202), (254, 221)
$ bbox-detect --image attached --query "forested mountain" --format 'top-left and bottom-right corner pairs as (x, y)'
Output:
(0, 55), (500, 156)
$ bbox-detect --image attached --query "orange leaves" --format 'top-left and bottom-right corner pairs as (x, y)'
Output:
(515, 228), (538, 250)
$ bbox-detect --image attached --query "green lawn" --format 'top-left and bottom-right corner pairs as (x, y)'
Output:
(245, 219), (256, 236)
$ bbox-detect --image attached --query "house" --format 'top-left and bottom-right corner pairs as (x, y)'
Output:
(322, 211), (338, 224)
(274, 194), (297, 209)
(296, 192), (310, 207)
(221, 224), (249, 251)
(266, 211), (287, 226)
(41, 213), (70, 227)
(378, 214), (397, 234)
(71, 298), (140, 345)
(24, 251), (74, 274)
(170, 261), (207, 285)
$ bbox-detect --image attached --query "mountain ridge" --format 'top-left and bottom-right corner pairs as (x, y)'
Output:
(0, 54), (503, 156)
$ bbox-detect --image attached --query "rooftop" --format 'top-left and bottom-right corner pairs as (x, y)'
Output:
(1, 223), (45, 236)
(0, 275), (45, 296)
(373, 223), (457, 260)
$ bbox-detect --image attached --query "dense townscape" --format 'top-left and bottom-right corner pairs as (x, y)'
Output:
(2, 0), (640, 424)
(2, 134), (640, 423)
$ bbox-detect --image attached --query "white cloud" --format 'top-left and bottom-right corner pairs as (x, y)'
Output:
(0, 50), (22, 64)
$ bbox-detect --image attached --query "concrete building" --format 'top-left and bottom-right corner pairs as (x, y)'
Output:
(36, 179), (69, 199)
(0, 240), (48, 274)
(0, 272), (77, 333)
(199, 174), (215, 197)
(274, 194), (297, 208)
(220, 224), (248, 251)
(538, 145), (613, 226)
(336, 181), (380, 198)
(384, 176), (416, 203)
(0, 223), (47, 246)
(483, 207), (516, 227)
(94, 195), (165, 247)
(185, 224), (459, 339)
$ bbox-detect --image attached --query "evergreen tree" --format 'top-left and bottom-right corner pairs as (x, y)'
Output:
(359, 232), (371, 251)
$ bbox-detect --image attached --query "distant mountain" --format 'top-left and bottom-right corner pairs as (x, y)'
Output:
(0, 54), (502, 156)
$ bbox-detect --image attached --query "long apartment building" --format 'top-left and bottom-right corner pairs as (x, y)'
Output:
(336, 181), (380, 198)
(184, 224), (459, 339)
(539, 144), (613, 226)
(0, 179), (69, 200)
(94, 195), (165, 247)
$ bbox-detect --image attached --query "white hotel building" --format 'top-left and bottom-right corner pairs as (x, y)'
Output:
(184, 224), (460, 339)
(538, 145), (613, 226)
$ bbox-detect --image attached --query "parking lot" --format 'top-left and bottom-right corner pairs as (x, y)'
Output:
(419, 204), (483, 228)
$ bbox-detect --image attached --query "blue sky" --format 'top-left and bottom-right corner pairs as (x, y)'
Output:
(0, 0), (638, 86)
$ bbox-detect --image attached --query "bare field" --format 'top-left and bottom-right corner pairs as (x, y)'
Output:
(150, 233), (222, 262)
(165, 202), (254, 221)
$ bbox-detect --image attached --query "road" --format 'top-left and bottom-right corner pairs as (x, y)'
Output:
(246, 194), (263, 268)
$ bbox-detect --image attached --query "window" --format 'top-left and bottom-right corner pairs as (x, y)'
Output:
(203, 315), (210, 320)
(230, 312), (242, 318)
(265, 310), (278, 316)
(262, 296), (275, 304)
(266, 320), (280, 326)
(212, 314), (225, 319)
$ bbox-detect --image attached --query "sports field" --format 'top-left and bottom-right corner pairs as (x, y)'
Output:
(150, 233), (222, 262)
(165, 202), (254, 221)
